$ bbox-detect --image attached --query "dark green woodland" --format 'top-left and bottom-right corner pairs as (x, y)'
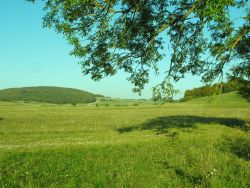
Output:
(0, 86), (99, 104)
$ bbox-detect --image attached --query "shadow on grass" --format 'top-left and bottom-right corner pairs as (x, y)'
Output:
(0, 117), (3, 121)
(223, 137), (250, 161)
(162, 161), (209, 187)
(117, 115), (248, 134)
(174, 168), (204, 185)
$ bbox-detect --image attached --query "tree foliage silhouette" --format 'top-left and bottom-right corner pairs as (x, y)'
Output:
(28, 0), (250, 97)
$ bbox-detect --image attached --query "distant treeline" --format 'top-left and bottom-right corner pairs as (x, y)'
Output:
(0, 86), (99, 104)
(239, 82), (250, 101)
(181, 79), (250, 102)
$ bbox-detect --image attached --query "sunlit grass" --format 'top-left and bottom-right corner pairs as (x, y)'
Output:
(0, 92), (249, 187)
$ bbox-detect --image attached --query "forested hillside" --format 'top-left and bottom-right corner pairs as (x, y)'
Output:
(181, 79), (249, 102)
(0, 87), (98, 104)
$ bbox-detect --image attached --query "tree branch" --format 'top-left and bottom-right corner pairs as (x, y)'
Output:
(148, 3), (196, 46)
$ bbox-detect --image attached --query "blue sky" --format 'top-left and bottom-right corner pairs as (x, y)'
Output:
(0, 1), (248, 99)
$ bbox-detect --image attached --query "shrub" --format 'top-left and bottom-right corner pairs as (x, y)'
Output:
(239, 82), (250, 101)
(180, 96), (193, 102)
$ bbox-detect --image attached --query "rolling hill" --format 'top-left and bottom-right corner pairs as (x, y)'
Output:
(0, 86), (99, 104)
(185, 91), (249, 107)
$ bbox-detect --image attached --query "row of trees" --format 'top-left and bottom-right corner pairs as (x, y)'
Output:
(181, 78), (249, 102)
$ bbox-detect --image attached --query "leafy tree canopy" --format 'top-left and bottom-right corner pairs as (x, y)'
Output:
(27, 0), (250, 97)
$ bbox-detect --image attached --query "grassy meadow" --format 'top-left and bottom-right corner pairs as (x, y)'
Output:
(0, 92), (249, 187)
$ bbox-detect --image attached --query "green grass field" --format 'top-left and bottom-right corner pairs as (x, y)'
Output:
(0, 92), (249, 187)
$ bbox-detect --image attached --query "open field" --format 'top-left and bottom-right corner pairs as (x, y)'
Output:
(0, 92), (249, 187)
